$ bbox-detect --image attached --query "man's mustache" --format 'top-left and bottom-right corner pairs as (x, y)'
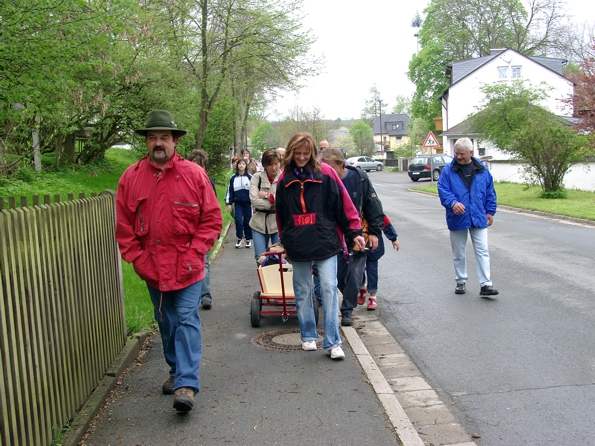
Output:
(153, 145), (165, 152)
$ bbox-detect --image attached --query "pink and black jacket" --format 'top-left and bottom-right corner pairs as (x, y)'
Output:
(275, 163), (362, 262)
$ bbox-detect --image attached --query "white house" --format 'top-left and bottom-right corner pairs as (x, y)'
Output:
(439, 48), (574, 159)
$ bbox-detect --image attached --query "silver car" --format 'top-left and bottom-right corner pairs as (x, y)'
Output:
(345, 156), (384, 172)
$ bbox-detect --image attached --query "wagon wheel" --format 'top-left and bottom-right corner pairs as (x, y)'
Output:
(250, 292), (261, 327)
(252, 291), (262, 311)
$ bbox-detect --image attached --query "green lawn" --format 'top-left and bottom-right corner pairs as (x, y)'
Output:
(414, 182), (595, 221)
(0, 148), (233, 334)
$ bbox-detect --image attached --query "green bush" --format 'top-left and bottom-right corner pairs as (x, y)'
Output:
(538, 188), (567, 199)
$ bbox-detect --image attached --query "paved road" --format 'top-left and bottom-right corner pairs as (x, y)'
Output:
(366, 170), (595, 445)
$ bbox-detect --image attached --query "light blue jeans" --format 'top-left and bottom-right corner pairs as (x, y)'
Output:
(449, 228), (492, 287)
(292, 257), (341, 350)
(148, 281), (203, 393)
(252, 230), (279, 261)
(201, 252), (211, 303)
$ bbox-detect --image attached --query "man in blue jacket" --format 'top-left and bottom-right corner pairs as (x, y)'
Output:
(437, 137), (499, 296)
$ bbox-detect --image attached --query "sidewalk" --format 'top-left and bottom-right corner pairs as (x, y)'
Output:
(75, 231), (476, 446)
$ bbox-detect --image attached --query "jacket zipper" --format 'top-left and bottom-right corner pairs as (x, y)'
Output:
(138, 206), (145, 233)
(173, 202), (199, 207)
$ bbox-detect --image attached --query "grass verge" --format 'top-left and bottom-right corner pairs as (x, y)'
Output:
(414, 181), (595, 222)
(1, 148), (233, 335)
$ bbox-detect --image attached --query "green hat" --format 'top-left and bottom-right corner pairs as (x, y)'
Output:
(135, 110), (187, 137)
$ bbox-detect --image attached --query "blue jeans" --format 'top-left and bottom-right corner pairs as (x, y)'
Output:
(337, 252), (367, 316)
(201, 252), (211, 303)
(292, 257), (341, 350)
(234, 202), (253, 240)
(148, 281), (203, 393)
(449, 228), (492, 286)
(252, 230), (279, 260)
(363, 258), (379, 294)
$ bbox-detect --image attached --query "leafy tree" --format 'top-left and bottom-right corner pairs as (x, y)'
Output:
(276, 106), (329, 146)
(199, 96), (236, 175)
(566, 38), (595, 139)
(158, 0), (316, 153)
(392, 95), (412, 115)
(472, 80), (550, 149)
(0, 0), (141, 170)
(472, 81), (589, 195)
(334, 134), (357, 157)
(251, 122), (279, 153)
(408, 0), (576, 129)
(399, 117), (430, 156)
(349, 121), (374, 156)
(361, 85), (388, 125)
(507, 113), (588, 196)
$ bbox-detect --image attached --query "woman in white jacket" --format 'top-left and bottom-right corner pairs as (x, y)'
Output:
(249, 149), (282, 261)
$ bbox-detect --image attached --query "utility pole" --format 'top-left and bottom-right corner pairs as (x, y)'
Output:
(377, 99), (382, 155)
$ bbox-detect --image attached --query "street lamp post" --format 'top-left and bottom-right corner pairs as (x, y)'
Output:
(377, 99), (382, 154)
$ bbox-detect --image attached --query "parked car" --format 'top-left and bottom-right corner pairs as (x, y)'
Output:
(346, 156), (384, 172)
(408, 154), (453, 181)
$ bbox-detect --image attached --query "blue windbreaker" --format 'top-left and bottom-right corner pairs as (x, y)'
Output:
(437, 157), (497, 230)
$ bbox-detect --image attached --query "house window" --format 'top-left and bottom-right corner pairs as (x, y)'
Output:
(498, 66), (508, 79)
(392, 124), (397, 130)
(512, 66), (522, 79)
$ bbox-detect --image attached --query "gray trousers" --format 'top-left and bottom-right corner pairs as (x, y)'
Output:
(337, 252), (367, 316)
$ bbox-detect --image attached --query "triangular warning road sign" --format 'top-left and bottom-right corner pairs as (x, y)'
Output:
(422, 131), (441, 148)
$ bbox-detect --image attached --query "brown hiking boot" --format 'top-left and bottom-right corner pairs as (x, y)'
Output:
(162, 376), (175, 395)
(173, 387), (195, 412)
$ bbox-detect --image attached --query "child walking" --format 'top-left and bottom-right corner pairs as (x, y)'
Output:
(359, 215), (400, 310)
(226, 158), (253, 248)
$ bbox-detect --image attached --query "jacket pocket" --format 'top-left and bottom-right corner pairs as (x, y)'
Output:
(172, 202), (200, 236)
(176, 244), (203, 284)
(133, 250), (158, 283)
(127, 197), (149, 237)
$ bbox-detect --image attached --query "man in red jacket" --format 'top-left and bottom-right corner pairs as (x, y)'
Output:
(115, 110), (222, 412)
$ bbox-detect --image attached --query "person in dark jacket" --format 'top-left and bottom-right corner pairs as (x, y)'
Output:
(116, 110), (222, 412)
(360, 215), (400, 310)
(320, 148), (385, 326)
(188, 149), (216, 309)
(276, 132), (365, 360)
(437, 137), (499, 296)
(225, 159), (253, 249)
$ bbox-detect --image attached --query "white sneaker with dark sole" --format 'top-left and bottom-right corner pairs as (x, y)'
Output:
(302, 340), (317, 351)
(235, 239), (243, 249)
(327, 346), (345, 360)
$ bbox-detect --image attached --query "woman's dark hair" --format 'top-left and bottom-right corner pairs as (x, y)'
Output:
(187, 149), (209, 169)
(283, 132), (320, 176)
(235, 158), (248, 175)
(261, 149), (281, 168)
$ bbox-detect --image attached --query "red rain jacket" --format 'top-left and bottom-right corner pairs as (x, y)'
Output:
(116, 153), (222, 291)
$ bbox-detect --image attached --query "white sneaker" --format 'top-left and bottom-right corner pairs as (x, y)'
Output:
(302, 340), (317, 351)
(235, 239), (242, 249)
(328, 346), (345, 360)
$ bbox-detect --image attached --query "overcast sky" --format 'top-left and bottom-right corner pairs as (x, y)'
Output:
(266, 0), (595, 122)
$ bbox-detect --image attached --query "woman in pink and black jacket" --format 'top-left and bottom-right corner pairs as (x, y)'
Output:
(275, 132), (364, 360)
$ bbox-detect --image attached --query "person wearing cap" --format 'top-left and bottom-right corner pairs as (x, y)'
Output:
(115, 110), (222, 412)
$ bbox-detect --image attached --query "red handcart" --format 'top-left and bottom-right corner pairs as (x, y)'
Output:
(250, 250), (320, 327)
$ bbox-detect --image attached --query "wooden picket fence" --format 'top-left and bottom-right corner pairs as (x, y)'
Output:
(0, 191), (127, 446)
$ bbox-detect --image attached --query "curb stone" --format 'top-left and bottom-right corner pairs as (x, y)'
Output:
(410, 188), (595, 227)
